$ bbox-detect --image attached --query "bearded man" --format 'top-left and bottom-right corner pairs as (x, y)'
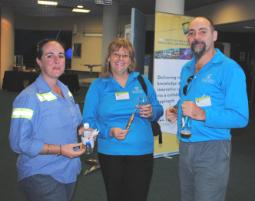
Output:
(166, 16), (249, 201)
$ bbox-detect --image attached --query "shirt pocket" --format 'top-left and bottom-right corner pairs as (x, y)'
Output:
(39, 101), (70, 130)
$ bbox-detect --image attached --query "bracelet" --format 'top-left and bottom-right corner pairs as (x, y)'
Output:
(46, 144), (50, 154)
(59, 145), (62, 155)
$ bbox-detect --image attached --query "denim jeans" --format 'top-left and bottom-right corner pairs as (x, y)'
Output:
(19, 174), (76, 201)
(179, 140), (231, 201)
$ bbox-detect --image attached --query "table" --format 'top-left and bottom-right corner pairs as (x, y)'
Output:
(83, 64), (101, 73)
(2, 70), (80, 93)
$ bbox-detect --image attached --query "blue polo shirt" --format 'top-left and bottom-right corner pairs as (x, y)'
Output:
(82, 72), (163, 155)
(177, 49), (249, 142)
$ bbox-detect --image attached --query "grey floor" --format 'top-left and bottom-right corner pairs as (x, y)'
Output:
(0, 89), (255, 201)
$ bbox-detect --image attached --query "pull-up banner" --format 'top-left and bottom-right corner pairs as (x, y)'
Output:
(153, 12), (194, 158)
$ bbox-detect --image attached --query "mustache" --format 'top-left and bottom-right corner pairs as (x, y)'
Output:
(191, 40), (206, 60)
(191, 40), (206, 48)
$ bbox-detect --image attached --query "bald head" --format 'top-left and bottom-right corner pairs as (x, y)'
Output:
(189, 17), (215, 32)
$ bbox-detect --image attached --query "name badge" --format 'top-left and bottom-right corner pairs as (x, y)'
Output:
(195, 96), (212, 107)
(115, 92), (130, 100)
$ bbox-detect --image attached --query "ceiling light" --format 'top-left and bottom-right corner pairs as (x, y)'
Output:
(95, 0), (112, 5)
(38, 0), (58, 6)
(84, 33), (102, 37)
(72, 8), (90, 13)
(244, 26), (255, 29)
(77, 5), (84, 8)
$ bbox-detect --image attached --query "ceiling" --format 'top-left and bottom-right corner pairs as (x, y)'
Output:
(216, 20), (255, 33)
(0, 0), (155, 16)
(1, 0), (255, 33)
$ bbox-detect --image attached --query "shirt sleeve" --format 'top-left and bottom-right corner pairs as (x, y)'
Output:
(204, 65), (249, 128)
(9, 93), (44, 157)
(143, 77), (164, 121)
(82, 80), (112, 139)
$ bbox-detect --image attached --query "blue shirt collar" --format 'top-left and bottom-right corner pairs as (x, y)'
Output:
(186, 48), (224, 73)
(104, 71), (140, 84)
(35, 74), (51, 93)
(35, 74), (69, 96)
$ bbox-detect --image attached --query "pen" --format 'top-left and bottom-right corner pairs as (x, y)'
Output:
(126, 112), (135, 130)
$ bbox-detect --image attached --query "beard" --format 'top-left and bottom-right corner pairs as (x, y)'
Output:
(191, 40), (206, 60)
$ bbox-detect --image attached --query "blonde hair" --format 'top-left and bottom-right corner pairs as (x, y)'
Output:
(100, 38), (136, 78)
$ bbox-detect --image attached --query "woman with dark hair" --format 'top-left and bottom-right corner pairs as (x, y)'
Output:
(9, 39), (85, 201)
(82, 38), (163, 201)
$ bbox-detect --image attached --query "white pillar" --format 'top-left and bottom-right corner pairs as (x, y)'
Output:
(156, 0), (184, 15)
(101, 1), (118, 64)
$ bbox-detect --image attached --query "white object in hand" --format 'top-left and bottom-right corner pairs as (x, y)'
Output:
(82, 123), (99, 154)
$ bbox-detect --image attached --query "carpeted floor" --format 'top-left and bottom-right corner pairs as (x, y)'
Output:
(0, 89), (254, 201)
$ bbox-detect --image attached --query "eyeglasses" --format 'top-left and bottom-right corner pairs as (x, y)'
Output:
(183, 75), (194, 96)
(112, 52), (130, 59)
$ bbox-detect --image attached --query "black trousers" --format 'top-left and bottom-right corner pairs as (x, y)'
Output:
(98, 153), (154, 201)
